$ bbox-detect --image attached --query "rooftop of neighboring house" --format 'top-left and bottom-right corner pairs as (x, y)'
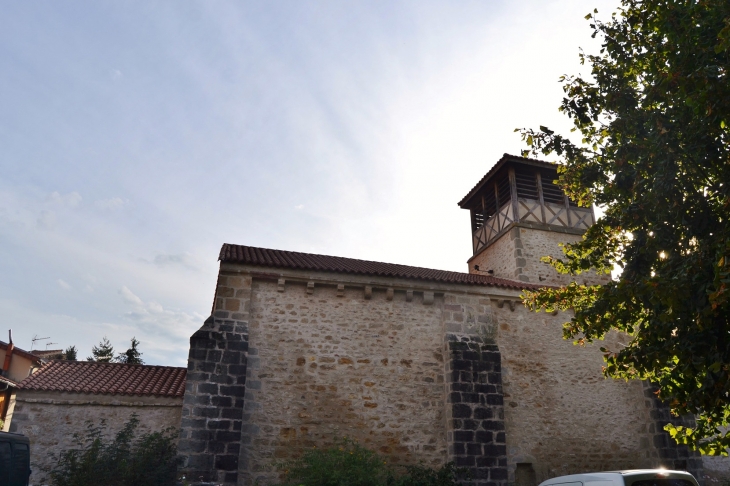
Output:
(0, 375), (19, 388)
(18, 360), (187, 397)
(30, 349), (64, 360)
(0, 341), (43, 365)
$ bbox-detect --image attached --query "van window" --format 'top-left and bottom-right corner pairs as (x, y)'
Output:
(10, 443), (29, 486)
(630, 480), (694, 486)
(586, 481), (616, 486)
(0, 441), (10, 484)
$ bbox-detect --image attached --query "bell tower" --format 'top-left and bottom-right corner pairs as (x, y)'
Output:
(458, 154), (598, 285)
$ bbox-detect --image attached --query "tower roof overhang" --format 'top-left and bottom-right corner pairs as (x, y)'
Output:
(457, 153), (559, 209)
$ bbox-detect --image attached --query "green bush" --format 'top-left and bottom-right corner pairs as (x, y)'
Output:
(44, 414), (179, 486)
(275, 438), (470, 486)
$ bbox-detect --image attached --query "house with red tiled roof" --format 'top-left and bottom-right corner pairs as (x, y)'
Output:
(178, 155), (705, 486)
(0, 334), (43, 425)
(6, 360), (186, 485)
(0, 339), (42, 384)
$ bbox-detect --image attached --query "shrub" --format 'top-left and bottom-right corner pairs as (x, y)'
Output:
(275, 438), (470, 486)
(44, 414), (179, 486)
(390, 462), (470, 486)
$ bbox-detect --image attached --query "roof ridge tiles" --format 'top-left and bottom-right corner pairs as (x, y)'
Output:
(219, 243), (543, 290)
(18, 360), (186, 397)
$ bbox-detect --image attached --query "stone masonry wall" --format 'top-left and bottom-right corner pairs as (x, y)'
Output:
(468, 225), (607, 286)
(518, 226), (607, 286)
(438, 291), (507, 486)
(237, 278), (449, 485)
(7, 390), (182, 485)
(468, 227), (521, 282)
(180, 258), (716, 486)
(178, 275), (252, 485)
(445, 336), (507, 486)
(494, 303), (693, 483)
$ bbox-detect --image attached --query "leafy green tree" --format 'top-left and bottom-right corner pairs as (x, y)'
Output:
(62, 345), (77, 361)
(87, 337), (115, 363)
(518, 0), (730, 454)
(115, 337), (144, 365)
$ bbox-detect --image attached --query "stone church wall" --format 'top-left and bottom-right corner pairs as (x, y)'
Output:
(239, 278), (450, 485)
(178, 262), (706, 485)
(495, 305), (683, 482)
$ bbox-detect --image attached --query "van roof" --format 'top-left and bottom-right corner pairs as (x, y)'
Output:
(0, 431), (30, 444)
(539, 470), (696, 485)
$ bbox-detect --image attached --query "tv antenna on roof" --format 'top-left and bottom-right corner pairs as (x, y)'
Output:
(31, 335), (50, 351)
(45, 342), (57, 350)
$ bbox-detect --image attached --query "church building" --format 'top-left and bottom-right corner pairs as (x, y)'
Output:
(178, 154), (704, 486)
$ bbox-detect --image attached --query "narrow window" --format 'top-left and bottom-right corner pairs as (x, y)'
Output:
(515, 463), (537, 486)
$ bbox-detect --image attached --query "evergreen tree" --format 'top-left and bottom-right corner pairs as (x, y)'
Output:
(62, 345), (77, 361)
(116, 337), (144, 365)
(87, 337), (115, 363)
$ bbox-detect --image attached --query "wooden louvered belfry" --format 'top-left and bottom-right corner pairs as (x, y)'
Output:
(458, 154), (595, 256)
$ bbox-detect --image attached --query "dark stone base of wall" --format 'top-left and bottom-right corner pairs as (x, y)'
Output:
(178, 315), (249, 485)
(643, 382), (704, 481)
(447, 335), (507, 486)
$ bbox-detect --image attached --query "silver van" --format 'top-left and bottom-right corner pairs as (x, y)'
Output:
(539, 470), (700, 486)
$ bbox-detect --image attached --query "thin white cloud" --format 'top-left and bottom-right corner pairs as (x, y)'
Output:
(48, 191), (82, 207)
(119, 286), (144, 306)
(57, 279), (71, 291)
(152, 252), (199, 270)
(36, 210), (56, 230)
(119, 286), (205, 341)
(110, 69), (122, 80)
(95, 197), (129, 210)
(294, 204), (304, 210)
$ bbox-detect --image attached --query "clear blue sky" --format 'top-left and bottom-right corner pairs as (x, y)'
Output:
(0, 1), (618, 365)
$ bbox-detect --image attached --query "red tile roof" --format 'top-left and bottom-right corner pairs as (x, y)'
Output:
(220, 244), (541, 290)
(0, 376), (19, 388)
(18, 361), (186, 397)
(457, 153), (559, 208)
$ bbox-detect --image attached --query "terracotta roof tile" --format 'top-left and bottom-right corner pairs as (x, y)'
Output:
(220, 244), (541, 290)
(18, 361), (186, 397)
(0, 376), (19, 388)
